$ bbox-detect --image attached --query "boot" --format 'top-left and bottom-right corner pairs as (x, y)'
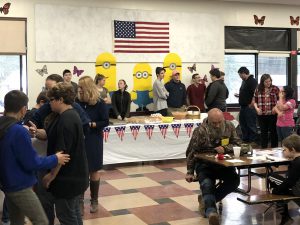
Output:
(79, 193), (84, 216)
(90, 180), (100, 213)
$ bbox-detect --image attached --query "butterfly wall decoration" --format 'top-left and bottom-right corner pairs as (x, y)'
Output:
(187, 63), (196, 73)
(0, 2), (11, 15)
(202, 74), (208, 82)
(290, 16), (300, 26)
(73, 66), (84, 77)
(35, 65), (48, 77)
(254, 15), (265, 25)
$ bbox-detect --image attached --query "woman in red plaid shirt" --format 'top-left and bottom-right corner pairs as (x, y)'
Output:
(254, 74), (279, 148)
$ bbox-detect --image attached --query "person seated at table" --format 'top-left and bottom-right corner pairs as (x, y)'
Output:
(185, 108), (242, 225)
(269, 134), (300, 225)
(112, 79), (131, 120)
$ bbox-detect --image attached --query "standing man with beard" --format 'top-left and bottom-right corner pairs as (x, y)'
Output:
(185, 108), (241, 225)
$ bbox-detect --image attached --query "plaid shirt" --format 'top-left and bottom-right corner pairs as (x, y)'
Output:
(254, 85), (279, 115)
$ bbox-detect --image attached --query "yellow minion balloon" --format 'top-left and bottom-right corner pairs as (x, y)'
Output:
(131, 63), (153, 111)
(95, 52), (117, 92)
(163, 53), (182, 83)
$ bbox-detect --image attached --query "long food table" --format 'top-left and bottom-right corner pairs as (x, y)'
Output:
(103, 119), (202, 165)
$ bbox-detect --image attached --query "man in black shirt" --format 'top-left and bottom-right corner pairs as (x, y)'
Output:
(236, 67), (258, 143)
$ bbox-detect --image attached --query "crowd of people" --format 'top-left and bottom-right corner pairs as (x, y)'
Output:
(0, 66), (300, 225)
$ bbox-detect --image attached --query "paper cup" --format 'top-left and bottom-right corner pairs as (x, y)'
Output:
(233, 146), (241, 158)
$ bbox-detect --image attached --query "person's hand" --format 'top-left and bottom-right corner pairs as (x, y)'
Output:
(185, 174), (195, 183)
(28, 121), (37, 137)
(55, 151), (70, 165)
(42, 173), (55, 189)
(117, 115), (122, 120)
(256, 108), (262, 115)
(277, 111), (283, 117)
(215, 146), (225, 154)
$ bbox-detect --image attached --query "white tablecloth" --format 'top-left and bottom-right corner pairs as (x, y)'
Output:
(103, 119), (202, 165)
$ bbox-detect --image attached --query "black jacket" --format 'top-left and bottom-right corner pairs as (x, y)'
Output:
(112, 90), (131, 118)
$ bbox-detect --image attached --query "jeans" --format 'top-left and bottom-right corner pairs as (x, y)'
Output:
(1, 197), (9, 223)
(277, 126), (294, 142)
(239, 106), (257, 142)
(5, 188), (48, 225)
(195, 162), (240, 217)
(257, 114), (278, 148)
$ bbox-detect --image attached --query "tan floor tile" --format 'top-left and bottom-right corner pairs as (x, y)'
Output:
(171, 194), (199, 211)
(106, 177), (161, 190)
(173, 166), (187, 174)
(100, 192), (158, 211)
(83, 214), (147, 225)
(117, 165), (164, 175)
(172, 179), (199, 191)
(169, 217), (207, 225)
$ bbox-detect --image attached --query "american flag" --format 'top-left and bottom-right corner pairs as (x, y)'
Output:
(115, 126), (126, 141)
(144, 125), (155, 140)
(184, 123), (194, 137)
(113, 20), (170, 53)
(130, 125), (141, 140)
(103, 126), (111, 142)
(171, 123), (181, 138)
(158, 124), (169, 139)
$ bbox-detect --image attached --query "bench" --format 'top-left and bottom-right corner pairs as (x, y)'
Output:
(237, 194), (300, 225)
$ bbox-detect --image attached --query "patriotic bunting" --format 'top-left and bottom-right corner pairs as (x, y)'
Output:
(158, 124), (169, 139)
(184, 123), (194, 137)
(103, 126), (111, 142)
(171, 123), (181, 138)
(115, 126), (126, 141)
(144, 125), (155, 140)
(130, 125), (141, 140)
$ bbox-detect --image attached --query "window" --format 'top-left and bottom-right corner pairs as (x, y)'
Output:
(224, 54), (255, 104)
(258, 56), (288, 88)
(0, 55), (27, 112)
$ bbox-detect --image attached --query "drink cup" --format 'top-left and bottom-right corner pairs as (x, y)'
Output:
(233, 146), (241, 158)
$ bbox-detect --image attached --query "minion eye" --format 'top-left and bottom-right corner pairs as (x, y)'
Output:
(103, 62), (110, 69)
(169, 63), (176, 70)
(136, 72), (142, 79)
(142, 71), (148, 79)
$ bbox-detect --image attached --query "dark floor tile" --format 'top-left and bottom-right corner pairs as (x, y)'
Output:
(122, 189), (139, 194)
(128, 174), (144, 177)
(110, 209), (131, 216)
(154, 198), (175, 204)
(149, 222), (171, 225)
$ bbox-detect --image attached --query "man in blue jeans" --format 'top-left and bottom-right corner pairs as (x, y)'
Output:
(236, 67), (258, 144)
(185, 108), (241, 225)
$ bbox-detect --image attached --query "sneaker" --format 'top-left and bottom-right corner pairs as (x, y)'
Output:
(197, 194), (205, 217)
(208, 212), (220, 225)
(90, 201), (98, 213)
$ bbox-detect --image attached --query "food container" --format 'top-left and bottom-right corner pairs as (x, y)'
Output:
(186, 105), (201, 119)
(172, 111), (187, 120)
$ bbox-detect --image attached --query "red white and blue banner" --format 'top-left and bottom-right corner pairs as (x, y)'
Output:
(130, 125), (141, 140)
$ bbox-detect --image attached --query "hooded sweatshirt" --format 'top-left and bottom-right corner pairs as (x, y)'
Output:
(0, 116), (58, 193)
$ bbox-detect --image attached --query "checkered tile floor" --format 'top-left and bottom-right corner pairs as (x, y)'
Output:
(1, 159), (300, 225)
(81, 159), (300, 225)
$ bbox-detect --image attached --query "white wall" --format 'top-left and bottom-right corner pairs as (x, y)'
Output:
(3, 0), (300, 108)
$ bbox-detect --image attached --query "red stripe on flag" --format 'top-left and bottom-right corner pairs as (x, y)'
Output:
(115, 45), (169, 48)
(136, 31), (169, 35)
(136, 26), (169, 30)
(115, 40), (169, 44)
(114, 50), (169, 53)
(136, 36), (169, 39)
(135, 21), (169, 25)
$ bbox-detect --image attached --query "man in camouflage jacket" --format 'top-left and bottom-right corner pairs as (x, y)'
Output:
(185, 108), (242, 225)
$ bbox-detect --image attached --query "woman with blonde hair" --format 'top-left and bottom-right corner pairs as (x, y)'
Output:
(77, 76), (109, 214)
